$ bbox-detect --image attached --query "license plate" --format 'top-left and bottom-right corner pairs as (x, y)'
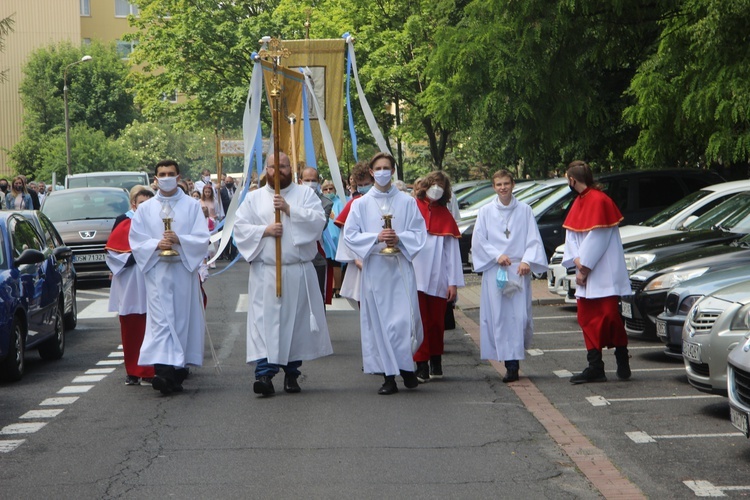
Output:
(621, 301), (632, 318)
(73, 253), (106, 263)
(563, 279), (570, 291)
(683, 341), (701, 363)
(656, 319), (667, 339)
(731, 406), (750, 438)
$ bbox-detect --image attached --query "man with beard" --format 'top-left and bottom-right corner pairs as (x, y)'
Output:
(233, 152), (333, 397)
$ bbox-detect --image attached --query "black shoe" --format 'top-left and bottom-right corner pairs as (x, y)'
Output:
(429, 355), (443, 379)
(284, 374), (301, 393)
(175, 367), (189, 384)
(569, 367), (607, 384)
(151, 375), (173, 395)
(125, 375), (140, 386)
(253, 375), (275, 396)
(378, 375), (398, 395)
(400, 370), (419, 389)
(615, 346), (632, 380)
(502, 369), (519, 383)
(415, 362), (430, 383)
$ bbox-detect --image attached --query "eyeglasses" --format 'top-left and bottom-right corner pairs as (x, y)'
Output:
(322, 187), (335, 192)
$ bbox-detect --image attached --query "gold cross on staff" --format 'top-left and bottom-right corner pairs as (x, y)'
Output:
(257, 38), (291, 98)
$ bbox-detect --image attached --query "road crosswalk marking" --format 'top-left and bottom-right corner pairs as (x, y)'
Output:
(627, 431), (743, 444)
(78, 299), (117, 319)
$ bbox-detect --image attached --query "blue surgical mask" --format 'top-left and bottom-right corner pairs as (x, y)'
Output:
(373, 170), (392, 187)
(358, 184), (373, 194)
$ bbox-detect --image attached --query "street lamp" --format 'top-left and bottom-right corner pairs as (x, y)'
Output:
(63, 55), (93, 177)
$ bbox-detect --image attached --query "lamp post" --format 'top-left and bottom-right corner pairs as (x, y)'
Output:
(63, 55), (92, 177)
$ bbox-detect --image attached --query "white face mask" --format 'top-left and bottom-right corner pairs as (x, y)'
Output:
(202, 176), (211, 184)
(426, 185), (444, 201)
(302, 180), (319, 192)
(158, 176), (178, 192)
(373, 169), (392, 187)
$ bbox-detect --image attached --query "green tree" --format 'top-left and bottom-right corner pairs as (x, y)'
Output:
(624, 0), (750, 172)
(0, 13), (15, 84)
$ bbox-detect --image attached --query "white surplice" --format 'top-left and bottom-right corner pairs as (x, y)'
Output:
(343, 186), (427, 376)
(129, 190), (210, 368)
(412, 232), (465, 298)
(233, 183), (332, 365)
(562, 227), (630, 299)
(471, 197), (547, 361)
(106, 248), (147, 315)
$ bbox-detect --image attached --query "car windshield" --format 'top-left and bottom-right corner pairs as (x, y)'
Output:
(41, 191), (130, 222)
(518, 183), (563, 204)
(458, 184), (495, 208)
(689, 192), (750, 232)
(67, 174), (147, 190)
(640, 190), (710, 227)
(531, 184), (571, 216)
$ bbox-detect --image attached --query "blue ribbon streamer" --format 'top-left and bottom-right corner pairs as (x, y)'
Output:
(301, 75), (317, 168)
(342, 32), (358, 162)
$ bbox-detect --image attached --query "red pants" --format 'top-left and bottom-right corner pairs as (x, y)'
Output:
(119, 314), (155, 378)
(414, 292), (447, 362)
(577, 296), (628, 350)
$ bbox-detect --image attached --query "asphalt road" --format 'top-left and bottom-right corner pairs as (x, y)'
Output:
(1, 263), (749, 498)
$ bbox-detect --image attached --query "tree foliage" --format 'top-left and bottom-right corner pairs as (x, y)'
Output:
(0, 13), (15, 84)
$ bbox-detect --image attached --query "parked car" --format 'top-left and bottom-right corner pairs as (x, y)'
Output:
(656, 265), (750, 359)
(65, 171), (150, 192)
(0, 212), (72, 381)
(681, 280), (750, 395)
(619, 179), (750, 239)
(727, 335), (750, 437)
(41, 187), (130, 280)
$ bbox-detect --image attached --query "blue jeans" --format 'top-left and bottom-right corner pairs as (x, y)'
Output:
(254, 358), (302, 379)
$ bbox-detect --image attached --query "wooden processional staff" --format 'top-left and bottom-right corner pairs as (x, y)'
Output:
(258, 38), (291, 297)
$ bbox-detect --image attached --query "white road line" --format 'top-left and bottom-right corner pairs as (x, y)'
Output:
(555, 367), (684, 378)
(78, 299), (117, 319)
(40, 397), (79, 406)
(72, 375), (107, 383)
(627, 431), (743, 444)
(236, 294), (248, 313)
(0, 440), (25, 453)
(20, 409), (64, 419)
(682, 479), (750, 497)
(57, 385), (94, 394)
(78, 290), (111, 298)
(107, 351), (125, 358)
(528, 346), (663, 355)
(327, 298), (355, 311)
(534, 315), (577, 320)
(534, 330), (581, 335)
(0, 422), (47, 435)
(96, 360), (123, 366)
(587, 394), (721, 407)
(86, 368), (116, 375)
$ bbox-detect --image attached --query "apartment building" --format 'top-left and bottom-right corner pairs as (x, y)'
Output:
(0, 0), (139, 176)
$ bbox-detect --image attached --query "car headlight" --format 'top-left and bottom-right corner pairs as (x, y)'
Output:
(730, 303), (750, 331)
(644, 267), (709, 292)
(624, 253), (656, 272)
(678, 295), (702, 314)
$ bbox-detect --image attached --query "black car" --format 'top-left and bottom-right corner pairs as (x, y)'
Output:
(462, 169), (724, 264)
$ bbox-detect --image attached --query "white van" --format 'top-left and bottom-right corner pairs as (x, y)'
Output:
(65, 171), (150, 192)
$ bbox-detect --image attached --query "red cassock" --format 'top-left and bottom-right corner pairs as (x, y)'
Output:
(564, 187), (627, 350)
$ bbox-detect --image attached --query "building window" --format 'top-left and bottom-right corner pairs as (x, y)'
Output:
(161, 91), (178, 103)
(115, 0), (140, 18)
(80, 0), (90, 16)
(116, 40), (138, 59)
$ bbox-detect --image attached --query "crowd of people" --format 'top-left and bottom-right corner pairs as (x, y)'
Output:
(0, 175), (50, 210)
(97, 152), (627, 397)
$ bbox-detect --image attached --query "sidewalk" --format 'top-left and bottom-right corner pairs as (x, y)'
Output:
(458, 277), (565, 310)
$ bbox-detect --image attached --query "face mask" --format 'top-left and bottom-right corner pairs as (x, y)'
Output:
(158, 176), (178, 192)
(225, 182), (234, 189)
(358, 184), (373, 195)
(303, 180), (319, 192)
(568, 182), (577, 194)
(202, 176), (211, 184)
(0, 184), (6, 193)
(324, 193), (335, 200)
(426, 185), (444, 201)
(373, 170), (392, 187)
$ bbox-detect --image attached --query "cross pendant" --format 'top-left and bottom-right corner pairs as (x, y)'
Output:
(504, 228), (511, 239)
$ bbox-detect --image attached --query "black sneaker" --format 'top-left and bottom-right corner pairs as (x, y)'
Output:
(284, 374), (301, 393)
(125, 375), (140, 386)
(430, 355), (443, 379)
(378, 376), (398, 395)
(415, 362), (430, 383)
(569, 367), (607, 385)
(400, 370), (419, 389)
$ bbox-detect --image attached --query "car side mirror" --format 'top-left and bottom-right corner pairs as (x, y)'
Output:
(14, 248), (46, 267)
(53, 246), (73, 260)
(679, 215), (699, 229)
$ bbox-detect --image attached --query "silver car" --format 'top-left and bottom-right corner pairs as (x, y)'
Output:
(727, 334), (750, 437)
(683, 280), (750, 395)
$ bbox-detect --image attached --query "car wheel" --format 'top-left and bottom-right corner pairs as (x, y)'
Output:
(1, 316), (25, 381)
(64, 286), (77, 330)
(39, 301), (65, 361)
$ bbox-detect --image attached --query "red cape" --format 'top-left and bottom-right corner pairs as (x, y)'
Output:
(563, 187), (623, 232)
(417, 198), (460, 237)
(334, 192), (361, 228)
(105, 217), (132, 253)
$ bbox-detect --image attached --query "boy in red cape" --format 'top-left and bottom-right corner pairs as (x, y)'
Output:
(561, 161), (632, 384)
